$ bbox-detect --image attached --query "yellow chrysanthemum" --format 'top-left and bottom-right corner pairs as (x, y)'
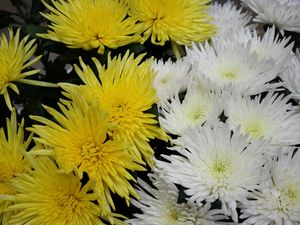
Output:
(0, 110), (32, 224)
(60, 52), (168, 168)
(2, 156), (128, 225)
(127, 0), (215, 46)
(40, 0), (143, 54)
(29, 98), (144, 212)
(0, 29), (55, 110)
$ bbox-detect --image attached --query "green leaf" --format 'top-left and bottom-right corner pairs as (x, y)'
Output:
(24, 24), (47, 37)
(128, 43), (146, 54)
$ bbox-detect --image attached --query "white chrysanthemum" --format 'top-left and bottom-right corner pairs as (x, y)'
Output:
(208, 1), (253, 37)
(232, 27), (293, 74)
(128, 173), (225, 225)
(157, 123), (267, 222)
(281, 49), (300, 102)
(186, 39), (278, 95)
(240, 150), (300, 225)
(225, 92), (300, 147)
(242, 0), (300, 33)
(152, 57), (191, 101)
(158, 88), (223, 136)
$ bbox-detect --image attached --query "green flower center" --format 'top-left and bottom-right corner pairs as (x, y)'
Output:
(166, 207), (183, 224)
(222, 71), (236, 80)
(274, 186), (299, 214)
(245, 123), (265, 139)
(280, 187), (298, 205)
(187, 106), (206, 123)
(159, 76), (170, 84)
(190, 110), (204, 120)
(210, 160), (230, 179)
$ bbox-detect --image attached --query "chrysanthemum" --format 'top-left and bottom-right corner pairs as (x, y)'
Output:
(1, 156), (127, 225)
(233, 27), (294, 74)
(0, 110), (32, 224)
(29, 98), (144, 212)
(240, 151), (300, 225)
(281, 49), (300, 102)
(0, 29), (53, 110)
(59, 52), (168, 168)
(241, 0), (300, 33)
(127, 0), (215, 46)
(159, 88), (223, 136)
(157, 123), (267, 222)
(225, 92), (300, 147)
(186, 39), (278, 95)
(208, 1), (253, 37)
(128, 173), (225, 225)
(40, 0), (143, 54)
(152, 57), (191, 101)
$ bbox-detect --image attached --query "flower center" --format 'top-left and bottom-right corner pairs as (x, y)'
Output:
(279, 187), (298, 207)
(217, 65), (241, 82)
(111, 103), (128, 121)
(108, 101), (138, 135)
(188, 109), (205, 122)
(165, 207), (184, 224)
(222, 71), (237, 80)
(81, 142), (102, 164)
(271, 186), (299, 216)
(52, 188), (82, 218)
(245, 122), (265, 139)
(56, 192), (79, 209)
(159, 75), (170, 85)
(210, 160), (231, 180)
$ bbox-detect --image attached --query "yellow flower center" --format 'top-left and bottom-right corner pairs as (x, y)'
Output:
(56, 192), (79, 209)
(210, 160), (231, 180)
(51, 187), (83, 219)
(273, 186), (299, 215)
(218, 65), (240, 82)
(287, 189), (297, 200)
(188, 109), (205, 122)
(222, 71), (237, 80)
(109, 101), (138, 134)
(280, 187), (298, 206)
(166, 207), (183, 224)
(81, 142), (102, 164)
(245, 123), (265, 139)
(112, 103), (127, 117)
(159, 76), (170, 85)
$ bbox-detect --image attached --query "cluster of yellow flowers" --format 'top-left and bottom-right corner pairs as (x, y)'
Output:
(0, 0), (215, 224)
(40, 0), (214, 54)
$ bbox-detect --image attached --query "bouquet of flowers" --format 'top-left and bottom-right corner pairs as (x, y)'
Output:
(1, 0), (300, 224)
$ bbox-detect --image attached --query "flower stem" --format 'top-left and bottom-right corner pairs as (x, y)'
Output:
(171, 40), (181, 60)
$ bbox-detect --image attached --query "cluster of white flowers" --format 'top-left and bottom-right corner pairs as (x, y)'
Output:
(128, 173), (226, 225)
(129, 0), (300, 225)
(241, 0), (300, 33)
